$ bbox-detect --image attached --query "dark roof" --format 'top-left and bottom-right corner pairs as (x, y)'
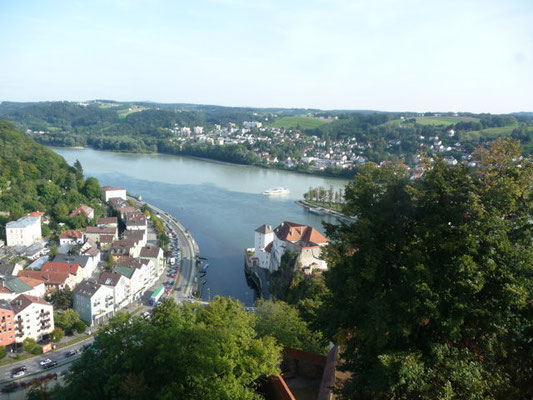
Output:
(97, 217), (118, 224)
(255, 224), (273, 234)
(140, 246), (162, 258)
(0, 263), (17, 276)
(86, 226), (116, 234)
(53, 254), (91, 268)
(115, 258), (143, 269)
(73, 280), (101, 298)
(97, 271), (123, 287)
(10, 294), (50, 314)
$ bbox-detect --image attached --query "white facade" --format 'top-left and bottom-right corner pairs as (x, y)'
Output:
(73, 283), (115, 326)
(103, 187), (127, 202)
(12, 295), (54, 343)
(6, 217), (41, 247)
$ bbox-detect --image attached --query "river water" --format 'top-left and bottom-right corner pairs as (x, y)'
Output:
(51, 148), (349, 305)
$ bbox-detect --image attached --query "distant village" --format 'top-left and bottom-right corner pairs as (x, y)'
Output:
(159, 119), (474, 179)
(0, 186), (167, 351)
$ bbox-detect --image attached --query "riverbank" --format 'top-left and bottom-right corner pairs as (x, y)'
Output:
(296, 200), (357, 224)
(127, 195), (201, 299)
(43, 142), (355, 180)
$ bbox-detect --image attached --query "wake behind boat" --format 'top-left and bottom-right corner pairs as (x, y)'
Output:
(263, 187), (290, 196)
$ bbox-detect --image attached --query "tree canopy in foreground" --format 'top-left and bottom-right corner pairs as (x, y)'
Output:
(320, 139), (533, 399)
(52, 297), (281, 400)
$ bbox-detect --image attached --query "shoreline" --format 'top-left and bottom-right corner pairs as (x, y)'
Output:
(45, 144), (353, 182)
(296, 199), (357, 223)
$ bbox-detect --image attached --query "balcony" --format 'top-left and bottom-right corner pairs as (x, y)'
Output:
(41, 323), (51, 330)
(41, 317), (51, 323)
(40, 311), (50, 317)
(15, 332), (24, 338)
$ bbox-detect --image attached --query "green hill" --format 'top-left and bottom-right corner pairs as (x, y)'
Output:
(0, 121), (103, 237)
(270, 116), (330, 130)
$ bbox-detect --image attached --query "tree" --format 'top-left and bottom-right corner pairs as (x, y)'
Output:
(73, 320), (87, 334)
(82, 177), (101, 200)
(50, 327), (65, 342)
(319, 139), (533, 399)
(48, 287), (73, 310)
(255, 299), (326, 354)
(0, 346), (6, 359)
(54, 309), (83, 335)
(52, 297), (280, 399)
(73, 159), (83, 175)
(23, 337), (40, 353)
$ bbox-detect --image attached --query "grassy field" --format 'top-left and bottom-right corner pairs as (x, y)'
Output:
(460, 124), (522, 141)
(385, 116), (479, 127)
(117, 107), (147, 119)
(270, 116), (329, 130)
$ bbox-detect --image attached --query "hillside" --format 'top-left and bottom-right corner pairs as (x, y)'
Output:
(0, 121), (103, 237)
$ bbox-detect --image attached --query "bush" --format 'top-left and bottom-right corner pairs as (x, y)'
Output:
(73, 320), (87, 334)
(50, 327), (65, 342)
(0, 346), (6, 359)
(23, 338), (38, 353)
(31, 346), (42, 355)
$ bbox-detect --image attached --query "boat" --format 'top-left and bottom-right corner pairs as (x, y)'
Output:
(263, 187), (290, 196)
(308, 207), (325, 216)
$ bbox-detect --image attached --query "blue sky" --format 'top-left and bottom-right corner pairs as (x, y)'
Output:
(1, 0), (532, 112)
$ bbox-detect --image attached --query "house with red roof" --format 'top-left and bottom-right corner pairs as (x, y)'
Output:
(252, 221), (329, 273)
(41, 261), (84, 287)
(69, 205), (94, 220)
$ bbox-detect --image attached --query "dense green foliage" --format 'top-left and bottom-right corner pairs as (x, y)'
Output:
(0, 121), (103, 237)
(54, 309), (85, 335)
(50, 327), (65, 342)
(319, 139), (533, 399)
(47, 288), (73, 310)
(254, 299), (326, 354)
(52, 297), (280, 400)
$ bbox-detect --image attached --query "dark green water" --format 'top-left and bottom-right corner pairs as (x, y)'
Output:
(52, 148), (348, 305)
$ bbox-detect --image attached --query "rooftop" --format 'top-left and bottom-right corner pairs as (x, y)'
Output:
(6, 216), (40, 229)
(73, 280), (101, 298)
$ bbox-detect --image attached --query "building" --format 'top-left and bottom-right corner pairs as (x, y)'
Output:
(125, 212), (147, 231)
(69, 205), (94, 220)
(139, 245), (165, 278)
(85, 226), (118, 243)
(41, 261), (84, 287)
(0, 263), (23, 277)
(53, 254), (99, 280)
(0, 276), (46, 301)
(11, 294), (54, 343)
(97, 217), (118, 228)
(252, 221), (329, 273)
(0, 301), (15, 347)
(73, 281), (114, 325)
(102, 186), (127, 202)
(113, 259), (151, 301)
(59, 230), (85, 246)
(5, 216), (42, 247)
(17, 270), (77, 293)
(97, 272), (129, 310)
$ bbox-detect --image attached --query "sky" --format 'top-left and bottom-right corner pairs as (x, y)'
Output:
(0, 0), (532, 113)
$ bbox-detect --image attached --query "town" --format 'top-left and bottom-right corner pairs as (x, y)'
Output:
(0, 185), (188, 379)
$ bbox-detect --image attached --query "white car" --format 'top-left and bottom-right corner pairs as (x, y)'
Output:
(12, 369), (25, 378)
(39, 358), (52, 366)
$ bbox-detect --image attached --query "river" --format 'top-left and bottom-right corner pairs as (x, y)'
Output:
(51, 148), (349, 305)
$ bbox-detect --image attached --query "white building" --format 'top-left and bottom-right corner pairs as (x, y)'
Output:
(73, 281), (115, 326)
(59, 230), (85, 246)
(5, 216), (42, 247)
(101, 186), (127, 202)
(11, 294), (54, 343)
(251, 221), (329, 273)
(98, 271), (129, 310)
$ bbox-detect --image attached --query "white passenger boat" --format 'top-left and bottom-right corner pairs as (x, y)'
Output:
(263, 187), (290, 196)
